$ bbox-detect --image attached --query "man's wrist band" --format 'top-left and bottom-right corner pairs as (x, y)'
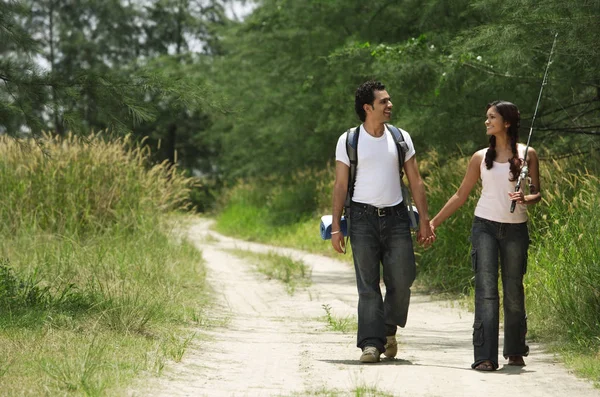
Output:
(331, 230), (341, 235)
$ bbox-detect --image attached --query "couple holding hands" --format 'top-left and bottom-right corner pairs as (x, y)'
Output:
(330, 80), (541, 370)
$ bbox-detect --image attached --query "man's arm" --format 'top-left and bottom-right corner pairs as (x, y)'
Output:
(403, 156), (434, 246)
(331, 160), (350, 253)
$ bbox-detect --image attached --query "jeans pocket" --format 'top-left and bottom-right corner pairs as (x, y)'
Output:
(470, 249), (477, 272)
(473, 321), (484, 347)
(350, 207), (367, 222)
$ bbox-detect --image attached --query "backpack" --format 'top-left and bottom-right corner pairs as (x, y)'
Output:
(344, 124), (418, 229)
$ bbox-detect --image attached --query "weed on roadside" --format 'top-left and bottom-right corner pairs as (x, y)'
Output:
(226, 249), (311, 295)
(282, 384), (394, 396)
(321, 304), (357, 333)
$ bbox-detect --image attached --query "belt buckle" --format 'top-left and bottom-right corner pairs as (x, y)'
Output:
(377, 207), (385, 217)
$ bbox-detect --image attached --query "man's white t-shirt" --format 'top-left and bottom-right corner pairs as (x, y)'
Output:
(335, 124), (416, 208)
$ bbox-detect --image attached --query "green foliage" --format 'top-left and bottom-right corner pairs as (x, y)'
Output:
(0, 259), (53, 308)
(0, 133), (207, 395)
(203, 0), (600, 182)
(5, 0), (599, 202)
(215, 168), (330, 240)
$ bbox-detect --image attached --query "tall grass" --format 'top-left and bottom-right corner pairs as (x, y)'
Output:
(0, 133), (206, 395)
(0, 133), (190, 236)
(526, 161), (600, 351)
(215, 150), (600, 379)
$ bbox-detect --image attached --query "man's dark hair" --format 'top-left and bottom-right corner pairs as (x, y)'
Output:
(355, 80), (386, 122)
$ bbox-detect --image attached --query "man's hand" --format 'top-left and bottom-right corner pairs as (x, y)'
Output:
(417, 220), (435, 248)
(331, 232), (346, 254)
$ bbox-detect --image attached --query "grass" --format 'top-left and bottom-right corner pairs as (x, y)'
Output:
(562, 350), (600, 387)
(284, 384), (395, 396)
(0, 133), (208, 395)
(225, 249), (312, 295)
(321, 304), (357, 333)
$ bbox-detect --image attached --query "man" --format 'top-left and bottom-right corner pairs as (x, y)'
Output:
(331, 80), (435, 363)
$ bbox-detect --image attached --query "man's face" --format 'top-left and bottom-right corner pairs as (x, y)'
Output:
(365, 90), (392, 123)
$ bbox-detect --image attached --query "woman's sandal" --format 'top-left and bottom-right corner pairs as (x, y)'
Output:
(474, 360), (495, 371)
(508, 356), (526, 366)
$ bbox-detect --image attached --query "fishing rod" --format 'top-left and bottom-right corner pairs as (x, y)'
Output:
(510, 33), (558, 213)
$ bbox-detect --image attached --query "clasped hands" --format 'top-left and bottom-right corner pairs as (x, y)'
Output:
(417, 221), (436, 248)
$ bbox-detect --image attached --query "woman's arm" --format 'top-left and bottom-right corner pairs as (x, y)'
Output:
(509, 147), (542, 205)
(431, 151), (482, 229)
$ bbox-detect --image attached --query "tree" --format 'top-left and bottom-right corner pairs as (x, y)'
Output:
(0, 0), (48, 135)
(132, 0), (232, 170)
(207, 0), (599, 179)
(1, 0), (234, 179)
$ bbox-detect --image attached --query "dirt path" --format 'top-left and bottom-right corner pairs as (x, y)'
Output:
(132, 218), (599, 397)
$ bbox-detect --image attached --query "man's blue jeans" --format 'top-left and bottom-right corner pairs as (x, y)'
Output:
(349, 202), (416, 353)
(470, 216), (530, 369)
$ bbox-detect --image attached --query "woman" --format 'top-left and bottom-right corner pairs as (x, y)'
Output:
(430, 100), (541, 371)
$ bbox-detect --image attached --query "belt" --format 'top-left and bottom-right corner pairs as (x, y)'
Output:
(351, 202), (404, 217)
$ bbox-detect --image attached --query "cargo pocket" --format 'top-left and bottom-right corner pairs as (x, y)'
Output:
(470, 249), (477, 272)
(473, 321), (484, 347)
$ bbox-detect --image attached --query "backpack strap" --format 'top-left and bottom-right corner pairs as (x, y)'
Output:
(386, 124), (409, 177)
(387, 124), (418, 230)
(344, 125), (360, 211)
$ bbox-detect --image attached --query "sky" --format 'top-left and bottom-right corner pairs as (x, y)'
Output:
(225, 0), (257, 21)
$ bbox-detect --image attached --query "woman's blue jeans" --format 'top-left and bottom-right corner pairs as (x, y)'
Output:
(349, 202), (416, 353)
(470, 216), (530, 369)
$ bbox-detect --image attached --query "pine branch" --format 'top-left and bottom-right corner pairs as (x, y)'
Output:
(535, 127), (600, 136)
(540, 143), (600, 161)
(537, 125), (600, 131)
(462, 62), (536, 81)
(536, 99), (600, 119)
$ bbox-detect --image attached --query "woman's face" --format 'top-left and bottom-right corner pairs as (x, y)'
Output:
(485, 106), (510, 136)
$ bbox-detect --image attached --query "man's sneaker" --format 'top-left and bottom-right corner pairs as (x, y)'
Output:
(384, 335), (398, 358)
(359, 346), (380, 363)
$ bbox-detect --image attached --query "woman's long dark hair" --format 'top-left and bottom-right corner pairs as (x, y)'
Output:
(484, 100), (521, 181)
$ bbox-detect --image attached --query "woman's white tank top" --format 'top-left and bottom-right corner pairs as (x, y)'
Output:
(474, 145), (528, 223)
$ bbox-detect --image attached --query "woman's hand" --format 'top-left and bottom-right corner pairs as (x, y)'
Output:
(508, 190), (526, 204)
